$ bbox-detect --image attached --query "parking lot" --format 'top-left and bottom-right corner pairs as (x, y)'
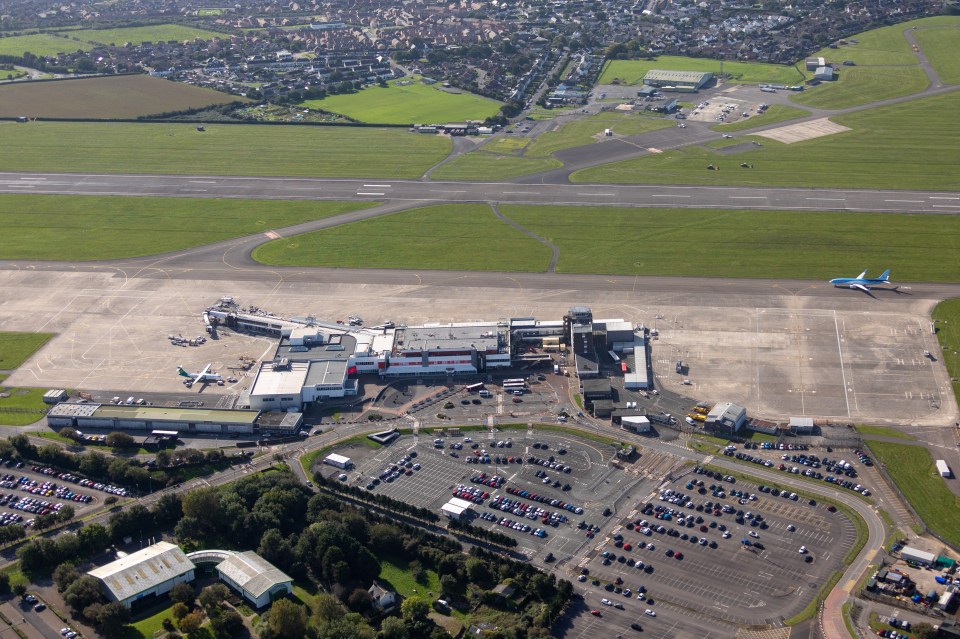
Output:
(337, 430), (659, 561)
(0, 460), (110, 529)
(573, 468), (857, 633)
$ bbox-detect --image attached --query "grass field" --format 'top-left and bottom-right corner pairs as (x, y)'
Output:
(932, 298), (960, 404)
(430, 152), (562, 181)
(0, 121), (451, 179)
(0, 33), (93, 57)
(65, 24), (225, 46)
(854, 425), (916, 440)
(253, 204), (552, 270)
(0, 74), (246, 119)
(0, 195), (373, 260)
(0, 333), (53, 370)
(790, 66), (929, 109)
(912, 22), (960, 84)
(262, 203), (960, 281)
(599, 56), (805, 86)
(0, 385), (48, 426)
(572, 92), (960, 191)
(866, 440), (960, 549)
(807, 23), (918, 66)
(378, 556), (442, 599)
(301, 77), (501, 124)
(524, 111), (675, 157)
(713, 104), (810, 132)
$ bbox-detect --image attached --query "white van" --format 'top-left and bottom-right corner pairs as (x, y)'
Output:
(125, 397), (135, 405)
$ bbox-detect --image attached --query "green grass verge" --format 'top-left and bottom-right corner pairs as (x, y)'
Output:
(253, 204), (553, 271)
(841, 600), (857, 638)
(571, 92), (960, 191)
(64, 24), (225, 46)
(500, 204), (960, 281)
(807, 23), (917, 66)
(430, 152), (561, 181)
(790, 66), (929, 109)
(0, 333), (52, 370)
(0, 33), (93, 57)
(0, 122), (451, 179)
(866, 440), (960, 548)
(713, 105), (810, 133)
(300, 434), (383, 474)
(912, 22), (960, 84)
(524, 112), (675, 158)
(854, 424), (916, 440)
(932, 298), (960, 404)
(301, 76), (502, 124)
(0, 195), (373, 260)
(599, 56), (805, 86)
(0, 386), (48, 426)
(689, 439), (721, 455)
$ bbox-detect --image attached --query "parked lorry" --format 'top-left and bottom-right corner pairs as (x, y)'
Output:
(936, 459), (953, 478)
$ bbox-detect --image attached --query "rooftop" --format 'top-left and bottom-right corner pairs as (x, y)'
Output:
(215, 551), (293, 598)
(393, 322), (503, 353)
(643, 69), (713, 82)
(89, 542), (195, 602)
(51, 403), (259, 424)
(305, 360), (349, 387)
(250, 362), (310, 396)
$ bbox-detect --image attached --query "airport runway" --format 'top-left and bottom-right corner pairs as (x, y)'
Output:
(2, 171), (960, 214)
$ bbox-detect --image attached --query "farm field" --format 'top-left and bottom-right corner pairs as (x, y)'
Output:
(0, 121), (451, 178)
(713, 104), (810, 132)
(301, 77), (501, 124)
(252, 203), (552, 271)
(790, 65), (929, 109)
(932, 298), (960, 403)
(430, 151), (561, 181)
(912, 22), (960, 84)
(500, 205), (960, 280)
(598, 56), (806, 86)
(571, 91), (960, 191)
(0, 33), (93, 57)
(63, 24), (225, 46)
(0, 74), (246, 119)
(866, 441), (960, 550)
(0, 194), (373, 260)
(256, 202), (960, 281)
(0, 333), (53, 370)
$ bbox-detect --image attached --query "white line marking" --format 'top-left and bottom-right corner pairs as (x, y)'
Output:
(503, 191), (536, 194)
(931, 205), (960, 209)
(884, 199), (923, 203)
(356, 192), (384, 196)
(833, 310), (851, 418)
(1, 185), (35, 188)
(652, 194), (690, 198)
(930, 196), (960, 200)
(807, 198), (845, 201)
(18, 177), (46, 181)
(730, 196), (767, 199)
(189, 180), (216, 183)
(578, 193), (614, 196)
(363, 184), (391, 188)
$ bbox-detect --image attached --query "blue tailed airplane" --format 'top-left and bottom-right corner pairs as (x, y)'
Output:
(829, 269), (892, 292)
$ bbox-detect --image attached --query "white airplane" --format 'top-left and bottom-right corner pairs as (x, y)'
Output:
(177, 364), (222, 387)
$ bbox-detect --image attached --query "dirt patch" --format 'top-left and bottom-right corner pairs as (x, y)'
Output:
(754, 117), (851, 144)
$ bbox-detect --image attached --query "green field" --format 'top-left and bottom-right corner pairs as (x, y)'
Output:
(0, 385), (48, 426)
(932, 298), (960, 403)
(0, 195), (373, 260)
(378, 557), (442, 599)
(301, 77), (501, 124)
(0, 74), (246, 119)
(572, 92), (960, 191)
(433, 112), (673, 180)
(0, 333), (52, 370)
(0, 121), (451, 179)
(913, 23), (960, 84)
(64, 24), (225, 46)
(807, 23), (918, 66)
(599, 56), (805, 86)
(713, 104), (810, 132)
(866, 440), (960, 549)
(790, 66), (929, 109)
(0, 33), (93, 57)
(854, 424), (916, 440)
(253, 204), (552, 270)
(257, 203), (960, 281)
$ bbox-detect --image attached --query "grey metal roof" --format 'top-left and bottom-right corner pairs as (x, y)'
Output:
(89, 542), (195, 602)
(216, 551), (292, 598)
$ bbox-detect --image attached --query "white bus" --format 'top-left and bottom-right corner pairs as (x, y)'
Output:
(502, 378), (526, 386)
(465, 382), (484, 393)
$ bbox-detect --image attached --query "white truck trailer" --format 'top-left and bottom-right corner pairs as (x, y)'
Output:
(936, 459), (953, 478)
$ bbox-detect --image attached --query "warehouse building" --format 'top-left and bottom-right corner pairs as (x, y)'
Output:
(47, 403), (301, 435)
(704, 402), (747, 437)
(88, 542), (196, 609)
(621, 415), (651, 433)
(642, 70), (713, 92)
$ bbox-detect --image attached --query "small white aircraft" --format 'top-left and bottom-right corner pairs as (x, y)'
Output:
(177, 364), (222, 387)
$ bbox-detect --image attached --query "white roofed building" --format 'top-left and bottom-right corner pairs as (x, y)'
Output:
(88, 541), (196, 609)
(213, 551), (293, 608)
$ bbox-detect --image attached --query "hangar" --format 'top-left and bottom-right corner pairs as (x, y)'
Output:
(88, 541), (195, 609)
(46, 403), (301, 435)
(642, 70), (713, 92)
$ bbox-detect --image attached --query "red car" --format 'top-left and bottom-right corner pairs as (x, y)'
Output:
(590, 610), (602, 617)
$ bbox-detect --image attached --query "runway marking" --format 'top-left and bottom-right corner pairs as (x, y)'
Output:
(503, 191), (537, 195)
(18, 177), (46, 181)
(806, 197), (845, 201)
(929, 196), (960, 200)
(729, 196), (767, 199)
(1, 185), (35, 188)
(264, 231), (280, 239)
(363, 184), (391, 188)
(189, 180), (217, 184)
(577, 193), (614, 196)
(356, 192), (384, 196)
(931, 204), (960, 209)
(884, 199), (923, 203)
(652, 194), (690, 198)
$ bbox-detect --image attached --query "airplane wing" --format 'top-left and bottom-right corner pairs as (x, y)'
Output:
(194, 363), (211, 384)
(852, 283), (871, 293)
(856, 269), (868, 280)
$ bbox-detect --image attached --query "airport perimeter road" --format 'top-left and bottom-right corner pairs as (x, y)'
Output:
(2, 171), (960, 215)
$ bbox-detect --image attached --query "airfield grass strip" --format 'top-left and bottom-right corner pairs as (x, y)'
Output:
(932, 298), (960, 407)
(854, 424), (916, 440)
(0, 333), (53, 370)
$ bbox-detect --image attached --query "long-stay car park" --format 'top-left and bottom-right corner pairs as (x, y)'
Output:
(0, 460), (105, 527)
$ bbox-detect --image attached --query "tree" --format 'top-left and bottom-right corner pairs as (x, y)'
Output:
(346, 587), (371, 612)
(53, 563), (81, 592)
(440, 574), (460, 598)
(169, 582), (195, 606)
(465, 557), (490, 586)
(401, 597), (430, 623)
(64, 576), (104, 613)
(106, 431), (135, 449)
(171, 602), (190, 620)
(87, 601), (129, 634)
(78, 522), (110, 554)
(379, 616), (409, 639)
(0, 572), (9, 595)
(266, 598), (307, 639)
(59, 427), (80, 440)
(178, 610), (204, 635)
(210, 608), (244, 639)
(12, 583), (26, 597)
(58, 504), (76, 522)
(155, 450), (171, 468)
(198, 583), (229, 612)
(912, 623), (936, 639)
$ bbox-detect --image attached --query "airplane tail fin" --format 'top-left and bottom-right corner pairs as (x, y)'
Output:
(177, 366), (190, 377)
(879, 269), (890, 281)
